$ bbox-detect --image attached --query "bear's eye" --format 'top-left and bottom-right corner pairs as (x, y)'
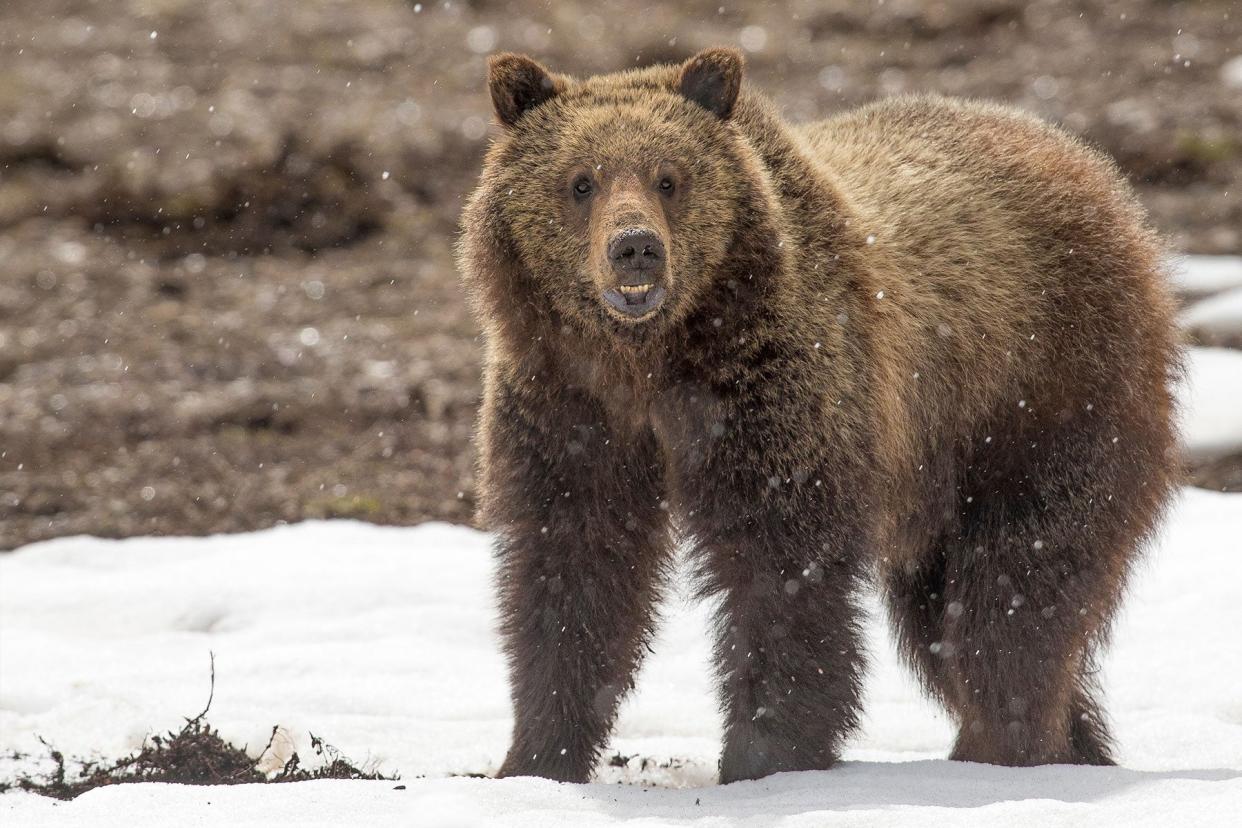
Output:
(572, 177), (593, 199)
(657, 177), (676, 195)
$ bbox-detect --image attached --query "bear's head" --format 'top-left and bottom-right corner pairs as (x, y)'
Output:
(463, 48), (764, 343)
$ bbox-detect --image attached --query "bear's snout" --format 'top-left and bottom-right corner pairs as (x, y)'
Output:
(602, 228), (668, 319)
(608, 228), (665, 275)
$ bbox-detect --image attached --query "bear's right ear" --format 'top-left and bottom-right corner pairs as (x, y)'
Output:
(678, 48), (744, 120)
(487, 53), (564, 128)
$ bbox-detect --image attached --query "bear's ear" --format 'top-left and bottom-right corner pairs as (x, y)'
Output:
(487, 53), (564, 128)
(677, 48), (744, 120)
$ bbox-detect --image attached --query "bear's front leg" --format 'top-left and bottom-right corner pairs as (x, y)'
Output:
(707, 518), (869, 783)
(673, 400), (873, 783)
(481, 380), (671, 783)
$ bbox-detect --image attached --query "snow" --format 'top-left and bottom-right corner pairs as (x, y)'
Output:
(1181, 347), (1242, 461)
(1172, 255), (1242, 298)
(1182, 287), (1242, 339)
(3, 489), (1242, 826)
(1176, 256), (1242, 462)
(4, 763), (1240, 828)
(1222, 55), (1242, 90)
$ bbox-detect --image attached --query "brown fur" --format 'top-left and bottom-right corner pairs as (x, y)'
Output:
(457, 48), (1181, 784)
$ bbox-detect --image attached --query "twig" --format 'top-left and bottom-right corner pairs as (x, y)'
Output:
(189, 651), (216, 725)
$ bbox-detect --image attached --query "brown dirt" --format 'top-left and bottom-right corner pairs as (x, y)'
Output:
(2, 0), (1240, 549)
(1, 665), (395, 799)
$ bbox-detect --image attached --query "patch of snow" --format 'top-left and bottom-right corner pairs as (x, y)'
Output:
(3, 763), (1240, 827)
(1221, 55), (1242, 90)
(1171, 256), (1242, 299)
(3, 489), (1242, 825)
(1179, 348), (1242, 460)
(1182, 287), (1242, 339)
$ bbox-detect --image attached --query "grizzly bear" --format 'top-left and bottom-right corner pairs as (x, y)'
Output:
(457, 47), (1180, 784)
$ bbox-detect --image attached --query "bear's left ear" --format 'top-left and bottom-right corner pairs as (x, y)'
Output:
(677, 48), (744, 120)
(487, 53), (565, 128)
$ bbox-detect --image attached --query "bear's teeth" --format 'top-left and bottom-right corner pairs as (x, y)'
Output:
(618, 284), (652, 294)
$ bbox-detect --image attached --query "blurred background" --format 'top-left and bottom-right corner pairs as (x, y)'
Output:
(1, 0), (1239, 549)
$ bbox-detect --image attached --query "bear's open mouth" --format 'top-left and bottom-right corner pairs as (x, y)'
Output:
(617, 283), (653, 303)
(602, 284), (667, 318)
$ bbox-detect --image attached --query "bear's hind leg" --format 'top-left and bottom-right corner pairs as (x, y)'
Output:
(1067, 670), (1117, 765)
(883, 544), (956, 709)
(938, 531), (1104, 766)
(934, 414), (1167, 766)
(888, 536), (1121, 766)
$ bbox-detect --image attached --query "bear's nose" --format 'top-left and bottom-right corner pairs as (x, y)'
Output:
(608, 229), (665, 277)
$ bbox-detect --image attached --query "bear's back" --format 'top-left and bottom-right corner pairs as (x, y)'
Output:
(795, 95), (1171, 304)
(794, 94), (1153, 306)
(790, 95), (1178, 470)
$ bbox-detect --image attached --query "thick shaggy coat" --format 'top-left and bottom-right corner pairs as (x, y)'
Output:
(457, 47), (1180, 783)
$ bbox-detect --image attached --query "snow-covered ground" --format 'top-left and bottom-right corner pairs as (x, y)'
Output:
(2, 256), (1241, 826)
(2, 492), (1240, 826)
(1181, 347), (1242, 460)
(1171, 254), (1242, 299)
(1182, 288), (1242, 342)
(1178, 256), (1242, 462)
